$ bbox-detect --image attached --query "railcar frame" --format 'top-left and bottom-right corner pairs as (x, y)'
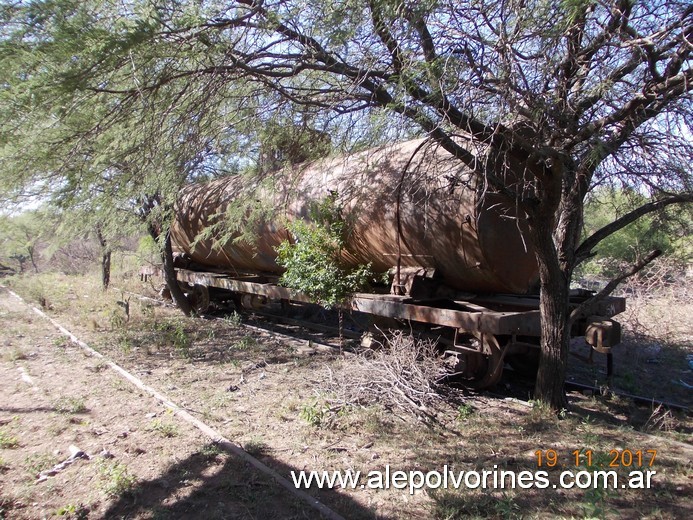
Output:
(140, 266), (625, 389)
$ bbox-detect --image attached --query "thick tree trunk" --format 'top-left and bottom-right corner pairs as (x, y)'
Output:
(161, 231), (193, 317)
(532, 227), (571, 411)
(142, 199), (193, 317)
(535, 277), (570, 411)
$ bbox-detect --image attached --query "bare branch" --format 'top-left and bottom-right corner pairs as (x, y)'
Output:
(575, 194), (693, 265)
(570, 249), (662, 323)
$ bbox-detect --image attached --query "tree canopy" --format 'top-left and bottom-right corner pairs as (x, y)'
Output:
(1, 0), (691, 409)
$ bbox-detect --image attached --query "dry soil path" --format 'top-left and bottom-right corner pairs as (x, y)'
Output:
(0, 286), (333, 519)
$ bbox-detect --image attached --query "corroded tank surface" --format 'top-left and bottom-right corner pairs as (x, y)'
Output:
(170, 139), (539, 294)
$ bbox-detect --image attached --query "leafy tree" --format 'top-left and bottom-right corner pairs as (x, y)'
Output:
(0, 211), (48, 273)
(579, 188), (692, 279)
(258, 114), (333, 172)
(1, 0), (691, 409)
(47, 205), (124, 289)
(0, 0), (269, 312)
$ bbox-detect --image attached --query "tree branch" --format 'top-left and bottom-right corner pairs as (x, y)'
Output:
(574, 194), (693, 266)
(368, 0), (404, 73)
(570, 249), (662, 324)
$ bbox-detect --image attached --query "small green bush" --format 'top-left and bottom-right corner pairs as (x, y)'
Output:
(276, 195), (373, 308)
(0, 430), (19, 449)
(98, 460), (137, 497)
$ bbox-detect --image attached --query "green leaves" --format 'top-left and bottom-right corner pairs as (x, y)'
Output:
(276, 196), (373, 308)
(578, 187), (691, 278)
(0, 0), (259, 241)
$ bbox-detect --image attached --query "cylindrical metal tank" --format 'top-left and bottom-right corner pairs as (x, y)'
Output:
(170, 138), (539, 294)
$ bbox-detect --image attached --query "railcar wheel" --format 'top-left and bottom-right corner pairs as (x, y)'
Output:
(240, 293), (268, 310)
(453, 334), (508, 389)
(507, 349), (541, 378)
(187, 284), (210, 314)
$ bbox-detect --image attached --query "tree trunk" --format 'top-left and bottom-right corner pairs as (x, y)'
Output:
(95, 227), (111, 290)
(28, 247), (38, 273)
(161, 230), (193, 317)
(15, 255), (27, 273)
(142, 200), (193, 317)
(102, 250), (111, 290)
(532, 228), (570, 411)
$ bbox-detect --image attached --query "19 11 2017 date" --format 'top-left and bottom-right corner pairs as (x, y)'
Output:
(534, 449), (657, 468)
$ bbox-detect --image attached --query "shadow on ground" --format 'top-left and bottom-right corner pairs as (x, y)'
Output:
(100, 442), (378, 520)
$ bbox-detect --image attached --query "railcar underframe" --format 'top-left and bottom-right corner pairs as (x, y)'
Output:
(140, 266), (625, 389)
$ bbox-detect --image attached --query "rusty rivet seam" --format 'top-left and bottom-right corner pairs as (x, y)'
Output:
(4, 287), (346, 520)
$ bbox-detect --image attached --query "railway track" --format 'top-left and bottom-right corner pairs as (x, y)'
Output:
(6, 286), (347, 520)
(563, 381), (690, 414)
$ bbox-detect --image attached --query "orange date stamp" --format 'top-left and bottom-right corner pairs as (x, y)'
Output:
(534, 449), (657, 468)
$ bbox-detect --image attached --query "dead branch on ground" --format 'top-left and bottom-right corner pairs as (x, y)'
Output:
(324, 330), (458, 422)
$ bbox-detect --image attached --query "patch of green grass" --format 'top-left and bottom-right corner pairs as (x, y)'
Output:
(232, 336), (257, 350)
(24, 452), (59, 476)
(171, 320), (191, 357)
(581, 486), (618, 519)
(98, 460), (138, 497)
(0, 430), (19, 449)
(578, 415), (600, 446)
(523, 400), (560, 433)
(0, 456), (9, 472)
(9, 273), (77, 312)
(110, 378), (134, 393)
(139, 301), (155, 318)
(199, 443), (225, 460)
(147, 419), (179, 438)
(53, 336), (69, 348)
(153, 318), (193, 357)
(223, 312), (242, 327)
(456, 403), (474, 421)
(4, 347), (27, 362)
(56, 503), (89, 518)
(117, 335), (134, 354)
(108, 307), (128, 330)
(54, 396), (88, 415)
(359, 406), (394, 436)
(431, 490), (521, 520)
(580, 449), (613, 470)
(299, 400), (329, 427)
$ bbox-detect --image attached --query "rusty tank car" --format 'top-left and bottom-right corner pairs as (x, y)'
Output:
(170, 138), (538, 293)
(142, 138), (625, 388)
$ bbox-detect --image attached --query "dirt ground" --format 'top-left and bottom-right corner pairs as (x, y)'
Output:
(0, 286), (333, 519)
(1, 274), (692, 519)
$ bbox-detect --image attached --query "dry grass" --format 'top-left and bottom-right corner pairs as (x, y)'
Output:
(617, 265), (692, 345)
(643, 404), (682, 433)
(568, 267), (693, 409)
